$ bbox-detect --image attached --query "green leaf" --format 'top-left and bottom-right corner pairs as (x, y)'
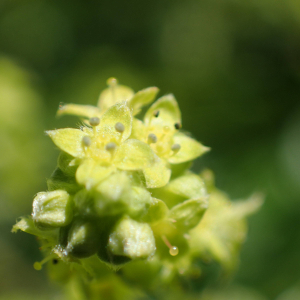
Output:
(57, 103), (100, 119)
(169, 197), (208, 230)
(98, 102), (132, 142)
(168, 132), (210, 164)
(76, 159), (115, 189)
(46, 128), (88, 158)
(144, 94), (181, 128)
(143, 156), (171, 188)
(165, 171), (207, 199)
(114, 139), (155, 170)
(129, 87), (159, 115)
(98, 84), (134, 112)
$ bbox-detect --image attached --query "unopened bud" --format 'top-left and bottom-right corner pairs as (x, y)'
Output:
(32, 190), (73, 229)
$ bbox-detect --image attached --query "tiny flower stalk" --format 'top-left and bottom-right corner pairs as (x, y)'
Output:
(13, 78), (262, 299)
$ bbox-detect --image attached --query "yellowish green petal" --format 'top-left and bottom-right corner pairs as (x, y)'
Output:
(169, 197), (208, 231)
(98, 84), (134, 112)
(168, 132), (210, 164)
(114, 139), (155, 170)
(46, 128), (89, 158)
(143, 155), (171, 188)
(130, 118), (147, 140)
(57, 103), (100, 119)
(164, 171), (207, 199)
(98, 102), (132, 142)
(144, 94), (181, 128)
(129, 87), (159, 115)
(76, 159), (115, 189)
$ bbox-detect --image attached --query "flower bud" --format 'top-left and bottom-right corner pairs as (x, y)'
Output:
(60, 218), (101, 259)
(107, 216), (156, 260)
(32, 190), (73, 229)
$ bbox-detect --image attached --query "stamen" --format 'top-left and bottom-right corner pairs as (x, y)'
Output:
(82, 136), (92, 147)
(153, 110), (160, 118)
(107, 77), (118, 102)
(161, 235), (179, 257)
(89, 117), (100, 127)
(148, 133), (157, 144)
(33, 254), (56, 270)
(174, 122), (182, 130)
(115, 122), (125, 133)
(171, 144), (181, 153)
(107, 77), (118, 86)
(105, 142), (116, 152)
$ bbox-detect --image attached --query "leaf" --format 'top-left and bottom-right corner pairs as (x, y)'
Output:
(169, 197), (208, 230)
(114, 139), (155, 170)
(46, 128), (88, 158)
(144, 94), (181, 128)
(168, 132), (210, 164)
(129, 87), (159, 115)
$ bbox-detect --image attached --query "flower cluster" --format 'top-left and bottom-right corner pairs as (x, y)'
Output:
(13, 79), (261, 293)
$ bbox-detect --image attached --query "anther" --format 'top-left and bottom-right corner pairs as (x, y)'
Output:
(89, 117), (100, 127)
(174, 122), (182, 130)
(107, 77), (118, 86)
(105, 142), (116, 152)
(148, 133), (157, 144)
(33, 254), (56, 270)
(169, 246), (179, 256)
(82, 136), (92, 147)
(115, 122), (125, 133)
(171, 144), (181, 152)
(153, 110), (160, 118)
(161, 235), (179, 257)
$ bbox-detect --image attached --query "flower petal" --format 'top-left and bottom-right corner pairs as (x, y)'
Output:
(57, 104), (100, 119)
(168, 132), (210, 164)
(76, 159), (115, 189)
(130, 118), (147, 140)
(164, 171), (207, 199)
(143, 156), (171, 188)
(98, 102), (132, 142)
(98, 84), (134, 112)
(46, 128), (89, 158)
(169, 197), (208, 231)
(114, 139), (155, 170)
(144, 94), (181, 128)
(129, 87), (159, 115)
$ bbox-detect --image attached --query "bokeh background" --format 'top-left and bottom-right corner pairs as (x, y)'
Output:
(1, 0), (300, 299)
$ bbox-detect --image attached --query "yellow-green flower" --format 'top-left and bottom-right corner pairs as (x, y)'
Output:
(130, 93), (210, 188)
(47, 101), (157, 190)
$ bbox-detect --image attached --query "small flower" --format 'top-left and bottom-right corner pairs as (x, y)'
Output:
(130, 94), (210, 188)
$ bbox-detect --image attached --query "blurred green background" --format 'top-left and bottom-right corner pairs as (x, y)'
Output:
(1, 0), (300, 299)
